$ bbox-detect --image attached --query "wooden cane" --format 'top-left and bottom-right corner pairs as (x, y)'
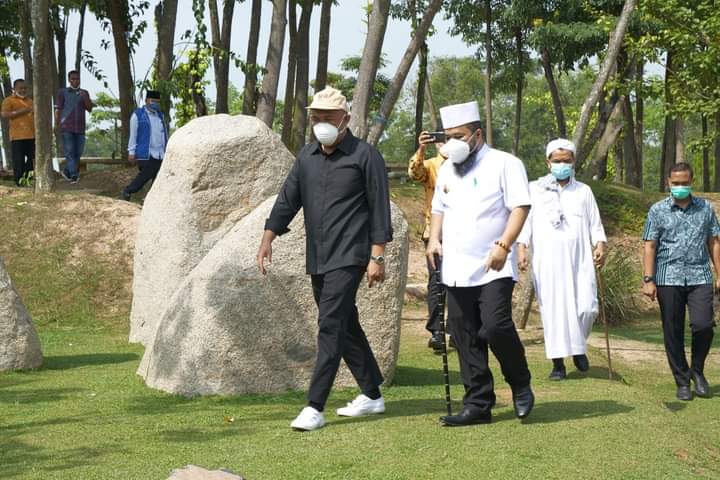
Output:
(434, 254), (452, 416)
(596, 268), (613, 380)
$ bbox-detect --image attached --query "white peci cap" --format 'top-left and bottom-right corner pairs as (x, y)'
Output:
(439, 101), (481, 129)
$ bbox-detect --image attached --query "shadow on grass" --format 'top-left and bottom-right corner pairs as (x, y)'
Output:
(565, 366), (626, 383)
(501, 400), (635, 425)
(42, 352), (140, 370)
(0, 387), (83, 405)
(663, 401), (688, 412)
(392, 365), (462, 387)
(160, 427), (247, 443)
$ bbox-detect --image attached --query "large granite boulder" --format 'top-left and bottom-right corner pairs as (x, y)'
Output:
(129, 114), (294, 345)
(0, 257), (42, 371)
(138, 196), (409, 396)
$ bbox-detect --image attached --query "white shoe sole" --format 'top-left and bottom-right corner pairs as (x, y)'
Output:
(290, 422), (325, 431)
(336, 406), (385, 417)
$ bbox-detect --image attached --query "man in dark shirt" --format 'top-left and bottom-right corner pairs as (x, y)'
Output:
(257, 87), (393, 431)
(55, 70), (93, 183)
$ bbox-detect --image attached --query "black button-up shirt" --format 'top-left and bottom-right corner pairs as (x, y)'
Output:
(265, 131), (394, 275)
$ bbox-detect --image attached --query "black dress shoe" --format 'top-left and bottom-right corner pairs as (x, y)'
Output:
(440, 406), (491, 426)
(691, 371), (711, 398)
(448, 335), (456, 349)
(120, 189), (131, 201)
(676, 385), (693, 401)
(428, 332), (443, 351)
(512, 386), (535, 419)
(549, 364), (566, 381)
(573, 354), (590, 372)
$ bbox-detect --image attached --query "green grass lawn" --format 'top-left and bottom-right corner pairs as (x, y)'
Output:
(2, 317), (719, 479)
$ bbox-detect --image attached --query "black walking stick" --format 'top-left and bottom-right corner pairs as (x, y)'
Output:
(434, 254), (452, 416)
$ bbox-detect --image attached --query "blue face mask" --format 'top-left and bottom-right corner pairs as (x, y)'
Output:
(670, 186), (692, 200)
(147, 102), (161, 112)
(550, 163), (573, 181)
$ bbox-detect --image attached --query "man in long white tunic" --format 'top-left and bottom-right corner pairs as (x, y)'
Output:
(517, 139), (607, 380)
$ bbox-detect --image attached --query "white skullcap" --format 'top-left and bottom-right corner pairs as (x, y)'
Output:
(439, 101), (481, 129)
(546, 138), (576, 158)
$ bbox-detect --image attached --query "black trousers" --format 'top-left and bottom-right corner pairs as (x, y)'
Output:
(657, 284), (715, 386)
(125, 159), (162, 194)
(11, 139), (35, 185)
(424, 239), (444, 333)
(306, 266), (384, 409)
(446, 278), (531, 412)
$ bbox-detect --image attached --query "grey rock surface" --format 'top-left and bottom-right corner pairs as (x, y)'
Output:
(138, 196), (409, 396)
(0, 257), (42, 371)
(129, 114), (294, 345)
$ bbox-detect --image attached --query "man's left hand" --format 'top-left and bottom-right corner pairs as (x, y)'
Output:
(367, 261), (385, 288)
(715, 277), (720, 292)
(485, 245), (508, 272)
(594, 243), (606, 268)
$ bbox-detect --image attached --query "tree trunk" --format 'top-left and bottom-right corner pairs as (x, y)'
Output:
(281, 0), (298, 148)
(592, 99), (624, 178)
(153, 0), (179, 120)
(541, 48), (566, 138)
(414, 43), (428, 151)
(349, 0), (391, 139)
(425, 76), (439, 131)
(52, 5), (68, 89)
(314, 0), (332, 93)
(0, 53), (12, 169)
(614, 137), (624, 183)
(366, 0), (443, 146)
(659, 50), (675, 191)
(622, 95), (641, 188)
(107, 0), (136, 163)
(483, 0), (493, 146)
(208, 0), (235, 114)
(20, 0), (33, 93)
(576, 92), (619, 170)
(675, 117), (685, 164)
(715, 112), (720, 191)
(635, 60), (644, 183)
(292, 0), (313, 153)
(31, 0), (54, 192)
(242, 0), (262, 115)
(572, 0), (636, 157)
(74, 0), (88, 72)
(256, 0), (287, 128)
(512, 28), (523, 156)
(702, 114), (709, 191)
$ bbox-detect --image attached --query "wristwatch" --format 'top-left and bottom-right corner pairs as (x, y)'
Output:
(643, 275), (655, 283)
(370, 255), (385, 265)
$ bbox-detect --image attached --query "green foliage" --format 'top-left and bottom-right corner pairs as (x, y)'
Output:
(588, 180), (659, 235)
(84, 92), (122, 157)
(600, 249), (640, 325)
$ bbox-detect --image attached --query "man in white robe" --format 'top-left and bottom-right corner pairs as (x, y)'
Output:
(517, 139), (607, 380)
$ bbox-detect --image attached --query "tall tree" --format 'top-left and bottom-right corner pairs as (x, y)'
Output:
(314, 0), (332, 93)
(349, 0), (391, 139)
(153, 0), (178, 120)
(702, 115), (709, 191)
(74, 0), (88, 72)
(715, 113), (720, 191)
(366, 0), (443, 146)
(0, 52), (12, 169)
(241, 0), (262, 115)
(106, 0), (136, 162)
(281, 0), (298, 147)
(292, 0), (313, 152)
(19, 0), (33, 93)
(208, 0), (236, 114)
(483, 0), (493, 145)
(572, 0), (636, 164)
(256, 0), (287, 128)
(51, 5), (69, 89)
(541, 48), (566, 137)
(31, 0), (54, 192)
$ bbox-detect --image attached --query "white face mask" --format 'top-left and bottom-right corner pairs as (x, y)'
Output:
(440, 138), (471, 164)
(313, 117), (346, 146)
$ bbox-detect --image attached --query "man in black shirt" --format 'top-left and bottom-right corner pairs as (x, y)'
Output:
(257, 87), (394, 431)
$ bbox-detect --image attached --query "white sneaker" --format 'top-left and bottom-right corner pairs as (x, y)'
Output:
(290, 407), (325, 431)
(336, 394), (385, 417)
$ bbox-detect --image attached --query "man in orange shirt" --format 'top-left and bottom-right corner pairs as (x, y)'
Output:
(1, 79), (35, 186)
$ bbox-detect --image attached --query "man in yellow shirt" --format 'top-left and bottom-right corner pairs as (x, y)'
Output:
(1, 79), (35, 186)
(408, 131), (448, 351)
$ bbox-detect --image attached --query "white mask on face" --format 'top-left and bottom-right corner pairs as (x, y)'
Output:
(313, 117), (346, 146)
(440, 138), (471, 164)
